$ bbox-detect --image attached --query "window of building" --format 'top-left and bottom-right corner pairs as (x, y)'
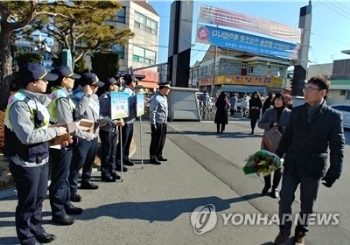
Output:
(134, 12), (158, 35)
(346, 91), (350, 100)
(109, 6), (126, 23)
(132, 46), (156, 64)
(111, 44), (124, 59)
(248, 65), (254, 73)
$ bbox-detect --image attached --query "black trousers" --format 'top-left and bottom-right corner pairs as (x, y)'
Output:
(263, 168), (282, 190)
(69, 138), (98, 193)
(250, 118), (258, 132)
(99, 130), (117, 174)
(10, 161), (48, 245)
(116, 123), (134, 163)
(49, 148), (72, 218)
(216, 123), (226, 133)
(150, 123), (167, 158)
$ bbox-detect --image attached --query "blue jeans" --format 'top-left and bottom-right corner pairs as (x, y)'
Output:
(279, 174), (320, 236)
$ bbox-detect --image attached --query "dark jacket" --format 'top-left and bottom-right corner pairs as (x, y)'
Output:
(214, 95), (230, 124)
(249, 98), (262, 119)
(276, 102), (345, 179)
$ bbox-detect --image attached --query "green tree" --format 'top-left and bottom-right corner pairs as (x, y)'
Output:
(0, 1), (37, 109)
(29, 1), (134, 69)
(0, 1), (132, 109)
(91, 52), (120, 82)
(14, 53), (42, 68)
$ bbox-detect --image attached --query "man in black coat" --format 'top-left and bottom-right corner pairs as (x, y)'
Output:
(273, 76), (345, 245)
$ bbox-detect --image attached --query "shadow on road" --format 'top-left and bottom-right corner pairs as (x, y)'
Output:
(0, 236), (18, 244)
(166, 130), (262, 139)
(78, 194), (260, 222)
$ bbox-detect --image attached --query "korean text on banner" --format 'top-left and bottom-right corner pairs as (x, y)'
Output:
(110, 91), (130, 119)
(136, 93), (146, 117)
(198, 4), (301, 43)
(196, 24), (299, 60)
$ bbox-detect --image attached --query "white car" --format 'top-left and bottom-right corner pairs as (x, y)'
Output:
(330, 104), (350, 129)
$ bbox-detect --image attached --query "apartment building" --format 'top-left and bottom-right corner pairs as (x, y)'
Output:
(106, 0), (160, 89)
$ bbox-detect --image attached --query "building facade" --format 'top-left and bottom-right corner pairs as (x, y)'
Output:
(190, 45), (289, 96)
(105, 0), (160, 89)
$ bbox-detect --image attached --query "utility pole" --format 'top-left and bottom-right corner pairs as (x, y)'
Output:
(292, 0), (312, 96)
(211, 45), (217, 97)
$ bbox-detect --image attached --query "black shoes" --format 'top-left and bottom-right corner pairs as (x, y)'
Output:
(261, 186), (270, 196)
(261, 186), (279, 198)
(271, 189), (279, 199)
(150, 157), (161, 165)
(101, 173), (117, 182)
(115, 164), (128, 172)
(124, 160), (135, 166)
(65, 204), (83, 215)
(111, 172), (121, 180)
(80, 181), (99, 190)
(35, 232), (56, 243)
(52, 214), (75, 226)
(71, 191), (82, 202)
(157, 156), (168, 162)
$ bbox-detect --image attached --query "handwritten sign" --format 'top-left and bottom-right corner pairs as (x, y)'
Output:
(110, 92), (129, 119)
(136, 93), (145, 117)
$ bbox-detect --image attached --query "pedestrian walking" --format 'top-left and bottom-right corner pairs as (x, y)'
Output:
(257, 93), (291, 198)
(262, 93), (275, 115)
(214, 92), (230, 133)
(4, 63), (68, 245)
(149, 81), (171, 165)
(47, 66), (83, 226)
(273, 76), (345, 245)
(248, 91), (262, 134)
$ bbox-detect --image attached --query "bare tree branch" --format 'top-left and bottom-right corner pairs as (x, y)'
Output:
(8, 0), (37, 30)
(36, 11), (73, 21)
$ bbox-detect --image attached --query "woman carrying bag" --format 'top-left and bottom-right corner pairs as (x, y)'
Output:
(258, 93), (291, 198)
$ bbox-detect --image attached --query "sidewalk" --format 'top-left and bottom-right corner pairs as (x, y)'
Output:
(0, 120), (349, 245)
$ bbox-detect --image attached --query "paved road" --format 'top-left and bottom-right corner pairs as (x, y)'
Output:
(0, 118), (349, 245)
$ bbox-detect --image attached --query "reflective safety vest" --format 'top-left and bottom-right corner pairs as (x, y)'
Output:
(5, 92), (50, 130)
(47, 88), (76, 123)
(4, 92), (51, 163)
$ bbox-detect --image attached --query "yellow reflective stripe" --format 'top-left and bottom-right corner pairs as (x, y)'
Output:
(39, 71), (47, 80)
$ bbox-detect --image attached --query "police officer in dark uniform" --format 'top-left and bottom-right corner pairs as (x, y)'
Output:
(116, 74), (137, 169)
(48, 66), (83, 226)
(4, 63), (68, 245)
(99, 77), (125, 182)
(69, 73), (104, 201)
(149, 81), (171, 165)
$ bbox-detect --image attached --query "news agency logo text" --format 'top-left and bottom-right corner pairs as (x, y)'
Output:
(190, 204), (340, 235)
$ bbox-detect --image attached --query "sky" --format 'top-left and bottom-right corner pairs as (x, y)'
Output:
(147, 0), (350, 70)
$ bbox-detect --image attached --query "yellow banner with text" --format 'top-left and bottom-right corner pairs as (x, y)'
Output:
(199, 75), (283, 88)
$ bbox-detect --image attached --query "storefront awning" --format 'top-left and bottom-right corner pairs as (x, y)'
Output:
(221, 85), (268, 95)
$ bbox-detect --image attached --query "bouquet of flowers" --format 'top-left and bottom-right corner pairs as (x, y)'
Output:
(243, 150), (283, 176)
